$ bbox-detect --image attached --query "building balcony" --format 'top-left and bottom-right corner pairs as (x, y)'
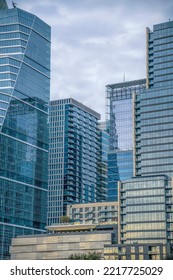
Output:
(167, 226), (173, 231)
(167, 218), (173, 222)
(85, 210), (94, 214)
(148, 250), (159, 254)
(64, 191), (76, 197)
(121, 203), (126, 207)
(72, 211), (80, 215)
(167, 235), (173, 240)
(166, 192), (172, 197)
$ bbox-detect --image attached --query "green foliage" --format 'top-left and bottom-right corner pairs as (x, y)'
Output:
(60, 216), (70, 223)
(69, 251), (102, 260)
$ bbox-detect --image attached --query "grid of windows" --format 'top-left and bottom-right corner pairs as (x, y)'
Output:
(106, 80), (146, 202)
(119, 176), (172, 245)
(67, 202), (118, 224)
(0, 6), (50, 259)
(48, 99), (101, 225)
(136, 21), (173, 177)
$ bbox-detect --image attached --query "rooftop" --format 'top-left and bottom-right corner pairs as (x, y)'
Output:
(106, 79), (146, 90)
(50, 98), (100, 119)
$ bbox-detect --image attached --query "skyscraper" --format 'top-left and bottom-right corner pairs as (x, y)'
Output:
(119, 20), (173, 253)
(135, 21), (173, 177)
(0, 0), (7, 10)
(106, 80), (146, 201)
(0, 1), (50, 259)
(48, 98), (101, 225)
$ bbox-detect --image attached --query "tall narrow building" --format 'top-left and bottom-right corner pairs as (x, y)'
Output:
(119, 20), (173, 253)
(135, 21), (173, 177)
(0, 1), (50, 259)
(106, 80), (146, 201)
(48, 98), (101, 225)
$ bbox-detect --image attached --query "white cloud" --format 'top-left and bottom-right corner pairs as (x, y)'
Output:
(10, 0), (173, 119)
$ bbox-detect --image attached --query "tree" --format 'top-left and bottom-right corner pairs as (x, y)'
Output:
(68, 252), (102, 260)
(60, 216), (70, 223)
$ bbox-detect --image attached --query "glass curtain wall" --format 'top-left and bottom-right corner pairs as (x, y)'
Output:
(0, 6), (50, 259)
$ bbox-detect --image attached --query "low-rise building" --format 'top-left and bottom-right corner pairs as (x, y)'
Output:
(10, 223), (118, 260)
(104, 243), (171, 260)
(67, 201), (118, 224)
(118, 175), (173, 245)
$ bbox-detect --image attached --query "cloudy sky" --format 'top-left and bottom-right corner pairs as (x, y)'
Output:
(6, 0), (173, 119)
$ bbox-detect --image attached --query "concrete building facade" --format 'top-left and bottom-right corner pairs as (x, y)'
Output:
(10, 223), (116, 260)
(67, 201), (118, 225)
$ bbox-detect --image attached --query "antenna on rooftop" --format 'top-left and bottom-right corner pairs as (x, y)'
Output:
(12, 1), (17, 8)
(123, 73), (126, 82)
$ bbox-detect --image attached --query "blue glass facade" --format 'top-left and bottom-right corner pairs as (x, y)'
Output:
(0, 5), (50, 259)
(48, 98), (100, 225)
(97, 122), (109, 201)
(106, 80), (145, 201)
(0, 0), (8, 10)
(108, 149), (134, 201)
(119, 20), (173, 251)
(108, 152), (118, 201)
(135, 21), (173, 177)
(116, 151), (133, 180)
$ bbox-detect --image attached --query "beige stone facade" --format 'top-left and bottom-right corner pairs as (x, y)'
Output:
(10, 231), (112, 260)
(67, 201), (118, 224)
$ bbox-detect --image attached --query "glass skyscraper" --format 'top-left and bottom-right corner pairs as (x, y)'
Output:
(119, 20), (173, 253)
(135, 21), (173, 177)
(106, 80), (145, 201)
(0, 0), (7, 10)
(48, 98), (101, 225)
(0, 2), (50, 259)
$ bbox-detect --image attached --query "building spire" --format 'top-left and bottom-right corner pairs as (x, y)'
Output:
(12, 1), (17, 8)
(0, 0), (8, 9)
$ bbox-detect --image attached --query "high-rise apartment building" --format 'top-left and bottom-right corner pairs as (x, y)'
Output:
(119, 20), (173, 254)
(0, 2), (50, 259)
(48, 98), (101, 225)
(106, 80), (146, 201)
(135, 21), (173, 177)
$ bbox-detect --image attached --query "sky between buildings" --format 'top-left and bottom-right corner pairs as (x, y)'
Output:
(6, 0), (173, 119)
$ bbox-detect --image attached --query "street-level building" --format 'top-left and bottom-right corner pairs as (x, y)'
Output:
(10, 223), (118, 260)
(118, 175), (173, 246)
(104, 243), (171, 260)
